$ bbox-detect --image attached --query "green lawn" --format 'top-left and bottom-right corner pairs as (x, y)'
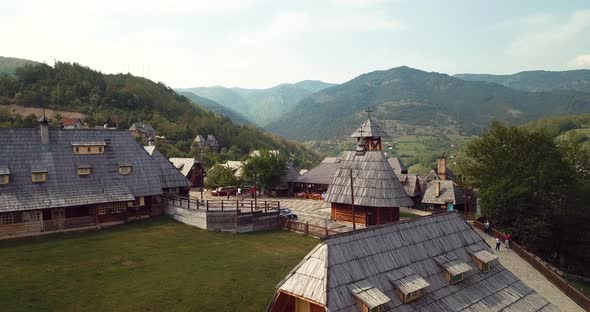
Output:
(0, 217), (318, 312)
(567, 278), (590, 297)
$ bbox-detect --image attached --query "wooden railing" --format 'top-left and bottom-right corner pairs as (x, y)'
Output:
(43, 216), (97, 232)
(280, 219), (339, 239)
(165, 193), (280, 214)
(474, 221), (590, 311)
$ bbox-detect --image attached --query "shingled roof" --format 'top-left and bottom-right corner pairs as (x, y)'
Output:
(388, 158), (407, 174)
(272, 212), (558, 312)
(397, 173), (421, 197)
(0, 128), (180, 212)
(350, 118), (390, 138)
(143, 146), (190, 190)
(324, 151), (413, 208)
(422, 180), (465, 205)
(292, 157), (342, 185)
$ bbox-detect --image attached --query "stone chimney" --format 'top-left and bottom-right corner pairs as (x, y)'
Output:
(38, 115), (50, 145)
(435, 181), (441, 197)
(438, 155), (447, 181)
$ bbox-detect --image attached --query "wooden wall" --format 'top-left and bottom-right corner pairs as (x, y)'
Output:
(331, 203), (400, 225)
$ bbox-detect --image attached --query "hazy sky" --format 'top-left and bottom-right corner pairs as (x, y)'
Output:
(2, 0), (590, 88)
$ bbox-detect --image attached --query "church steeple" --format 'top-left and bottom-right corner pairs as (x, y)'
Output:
(350, 107), (389, 151)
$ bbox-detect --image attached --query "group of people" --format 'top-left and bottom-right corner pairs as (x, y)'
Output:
(484, 220), (511, 252)
(228, 187), (257, 200)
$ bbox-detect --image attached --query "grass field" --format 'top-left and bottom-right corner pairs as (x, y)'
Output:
(0, 217), (318, 312)
(400, 211), (422, 219)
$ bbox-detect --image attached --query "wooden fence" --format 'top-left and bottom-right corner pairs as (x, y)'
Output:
(43, 216), (97, 232)
(280, 219), (339, 239)
(165, 193), (280, 214)
(474, 221), (590, 311)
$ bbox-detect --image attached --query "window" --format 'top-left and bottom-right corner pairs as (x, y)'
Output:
(482, 262), (491, 273)
(119, 165), (132, 175)
(32, 172), (47, 183)
(0, 213), (13, 224)
(404, 290), (421, 303)
(98, 146), (103, 153)
(128, 196), (145, 207)
(96, 203), (126, 215)
(72, 144), (106, 155)
(451, 273), (463, 284)
(0, 174), (8, 185)
(78, 167), (91, 176)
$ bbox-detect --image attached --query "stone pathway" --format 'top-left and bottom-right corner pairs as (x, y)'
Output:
(474, 228), (584, 311)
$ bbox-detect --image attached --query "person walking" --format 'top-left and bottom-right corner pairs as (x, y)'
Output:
(237, 187), (242, 198)
(505, 233), (511, 249)
(484, 220), (490, 234)
(495, 237), (501, 251)
(251, 186), (256, 199)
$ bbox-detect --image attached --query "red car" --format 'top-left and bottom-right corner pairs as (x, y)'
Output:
(211, 186), (237, 196)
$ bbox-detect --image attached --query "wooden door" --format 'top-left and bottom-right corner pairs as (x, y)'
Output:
(367, 208), (377, 225)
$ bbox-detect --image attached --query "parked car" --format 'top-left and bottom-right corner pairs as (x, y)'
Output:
(211, 186), (237, 196)
(280, 208), (298, 220)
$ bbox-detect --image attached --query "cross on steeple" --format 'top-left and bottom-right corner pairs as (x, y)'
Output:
(366, 106), (372, 119)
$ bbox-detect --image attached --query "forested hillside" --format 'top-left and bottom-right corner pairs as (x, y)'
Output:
(455, 69), (590, 93)
(0, 56), (38, 76)
(523, 113), (590, 149)
(267, 66), (590, 141)
(179, 80), (335, 126)
(0, 61), (320, 168)
(178, 91), (252, 125)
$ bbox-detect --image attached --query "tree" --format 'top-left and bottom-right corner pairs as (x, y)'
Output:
(241, 151), (287, 194)
(460, 121), (590, 276)
(205, 165), (238, 189)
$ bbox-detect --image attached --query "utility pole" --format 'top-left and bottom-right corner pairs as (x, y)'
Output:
(350, 168), (356, 231)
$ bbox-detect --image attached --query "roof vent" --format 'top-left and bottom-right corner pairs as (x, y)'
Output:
(388, 268), (430, 304)
(350, 280), (390, 312)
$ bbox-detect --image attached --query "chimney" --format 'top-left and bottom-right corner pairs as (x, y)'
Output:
(148, 135), (156, 146)
(435, 181), (441, 197)
(38, 115), (50, 145)
(438, 155), (447, 181)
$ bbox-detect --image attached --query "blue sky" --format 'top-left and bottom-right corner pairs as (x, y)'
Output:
(1, 0), (590, 88)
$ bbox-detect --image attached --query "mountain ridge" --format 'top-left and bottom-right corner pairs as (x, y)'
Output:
(177, 80), (335, 126)
(454, 69), (590, 93)
(266, 66), (590, 141)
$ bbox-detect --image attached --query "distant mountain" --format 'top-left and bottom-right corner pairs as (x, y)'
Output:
(177, 80), (335, 126)
(266, 66), (590, 141)
(0, 56), (38, 76)
(454, 69), (590, 93)
(178, 91), (251, 125)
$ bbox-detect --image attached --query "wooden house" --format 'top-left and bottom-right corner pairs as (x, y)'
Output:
(0, 119), (190, 238)
(290, 157), (342, 194)
(325, 118), (412, 226)
(421, 180), (465, 213)
(128, 122), (155, 140)
(388, 157), (422, 207)
(268, 212), (558, 312)
(60, 117), (85, 129)
(169, 158), (206, 189)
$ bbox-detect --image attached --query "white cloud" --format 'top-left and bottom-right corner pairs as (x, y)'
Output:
(508, 10), (590, 56)
(568, 54), (590, 67)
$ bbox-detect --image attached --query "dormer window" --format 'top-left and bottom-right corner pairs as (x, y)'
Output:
(350, 281), (390, 312)
(77, 164), (92, 176)
(31, 166), (48, 183)
(469, 249), (498, 273)
(118, 162), (132, 175)
(388, 269), (430, 304)
(434, 254), (472, 285)
(0, 167), (10, 185)
(71, 142), (107, 155)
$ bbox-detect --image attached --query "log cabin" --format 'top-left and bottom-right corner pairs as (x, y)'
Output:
(324, 118), (412, 226)
(169, 158), (206, 189)
(0, 118), (190, 239)
(267, 212), (558, 312)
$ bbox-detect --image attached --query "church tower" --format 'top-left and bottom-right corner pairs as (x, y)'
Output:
(349, 107), (389, 151)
